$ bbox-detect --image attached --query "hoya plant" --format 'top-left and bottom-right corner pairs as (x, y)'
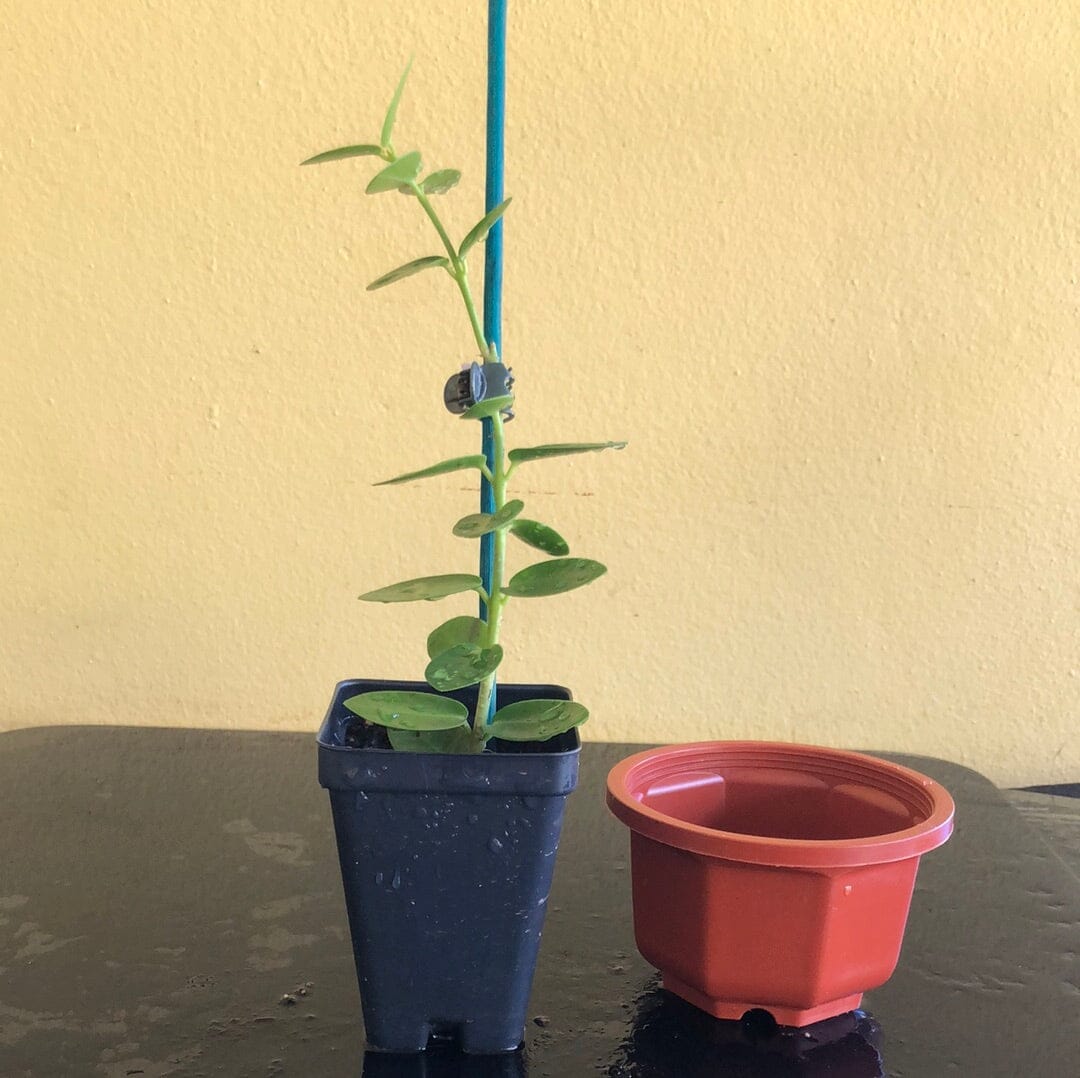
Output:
(304, 66), (623, 753)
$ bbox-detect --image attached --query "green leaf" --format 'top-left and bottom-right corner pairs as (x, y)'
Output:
(488, 699), (589, 742)
(359, 574), (484, 603)
(425, 643), (503, 692)
(421, 168), (461, 195)
(509, 519), (570, 556)
(502, 558), (606, 598)
(461, 394), (513, 420)
(426, 615), (485, 659)
(343, 689), (469, 731)
(375, 455), (487, 486)
(459, 198), (512, 258)
(452, 499), (525, 538)
(388, 725), (475, 753)
(381, 59), (413, 148)
(367, 255), (448, 291)
(508, 441), (627, 465)
(366, 151), (422, 194)
(300, 144), (383, 166)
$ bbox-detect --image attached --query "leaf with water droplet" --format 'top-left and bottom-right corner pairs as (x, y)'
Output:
(366, 151), (422, 194)
(426, 615), (486, 659)
(387, 725), (474, 753)
(425, 643), (503, 692)
(359, 574), (485, 603)
(453, 499), (525, 538)
(343, 690), (469, 731)
(502, 558), (606, 597)
(508, 441), (627, 465)
(509, 519), (569, 556)
(488, 699), (588, 741)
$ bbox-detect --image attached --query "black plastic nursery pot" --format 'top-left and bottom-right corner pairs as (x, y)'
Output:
(318, 678), (581, 1054)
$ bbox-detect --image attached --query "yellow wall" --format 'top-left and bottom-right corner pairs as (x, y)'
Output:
(2, 2), (1076, 787)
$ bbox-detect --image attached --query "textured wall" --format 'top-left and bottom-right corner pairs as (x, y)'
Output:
(2, 1), (1076, 785)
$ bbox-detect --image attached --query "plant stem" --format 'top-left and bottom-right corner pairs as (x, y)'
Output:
(470, 410), (507, 747)
(391, 157), (507, 750)
(408, 181), (491, 363)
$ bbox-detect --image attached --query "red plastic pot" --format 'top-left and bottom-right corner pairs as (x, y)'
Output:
(606, 742), (955, 1027)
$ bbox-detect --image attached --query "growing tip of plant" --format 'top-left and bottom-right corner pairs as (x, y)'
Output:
(381, 57), (414, 150)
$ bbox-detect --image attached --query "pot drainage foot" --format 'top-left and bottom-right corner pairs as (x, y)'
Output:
(660, 974), (864, 1029)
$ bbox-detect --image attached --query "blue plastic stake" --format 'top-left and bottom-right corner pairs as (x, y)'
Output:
(479, 0), (507, 724)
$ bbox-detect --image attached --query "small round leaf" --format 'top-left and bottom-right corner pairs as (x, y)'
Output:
(509, 519), (570, 557)
(421, 168), (462, 195)
(366, 151), (422, 194)
(425, 643), (503, 692)
(388, 726), (475, 753)
(502, 558), (606, 598)
(427, 615), (486, 659)
(460, 394), (513, 420)
(488, 699), (588, 741)
(453, 499), (525, 538)
(343, 690), (469, 731)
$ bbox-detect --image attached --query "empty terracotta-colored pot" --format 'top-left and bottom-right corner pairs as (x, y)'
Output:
(607, 742), (954, 1027)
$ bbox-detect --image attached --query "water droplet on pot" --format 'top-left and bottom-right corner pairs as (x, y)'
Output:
(488, 836), (504, 853)
(468, 813), (479, 824)
(391, 870), (402, 890)
(375, 872), (384, 885)
(415, 806), (428, 819)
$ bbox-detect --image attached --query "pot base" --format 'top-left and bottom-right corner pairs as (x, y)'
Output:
(663, 973), (864, 1028)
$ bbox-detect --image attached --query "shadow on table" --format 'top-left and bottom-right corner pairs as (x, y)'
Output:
(604, 982), (885, 1078)
(362, 1049), (524, 1078)
(1018, 783), (1080, 798)
(359, 984), (884, 1078)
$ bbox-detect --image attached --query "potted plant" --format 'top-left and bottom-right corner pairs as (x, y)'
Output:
(606, 741), (955, 1028)
(304, 66), (624, 1054)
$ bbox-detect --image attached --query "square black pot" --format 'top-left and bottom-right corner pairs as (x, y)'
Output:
(318, 679), (580, 1053)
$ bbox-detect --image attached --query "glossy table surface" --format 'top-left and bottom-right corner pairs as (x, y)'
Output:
(0, 726), (1077, 1077)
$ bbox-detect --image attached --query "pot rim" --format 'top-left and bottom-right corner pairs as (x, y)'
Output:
(606, 741), (955, 868)
(318, 678), (581, 796)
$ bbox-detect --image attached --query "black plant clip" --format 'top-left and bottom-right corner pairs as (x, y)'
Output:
(443, 362), (515, 420)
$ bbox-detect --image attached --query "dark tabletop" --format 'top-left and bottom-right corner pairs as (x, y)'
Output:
(0, 726), (1077, 1078)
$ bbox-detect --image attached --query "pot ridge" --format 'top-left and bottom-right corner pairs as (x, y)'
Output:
(607, 741), (955, 869)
